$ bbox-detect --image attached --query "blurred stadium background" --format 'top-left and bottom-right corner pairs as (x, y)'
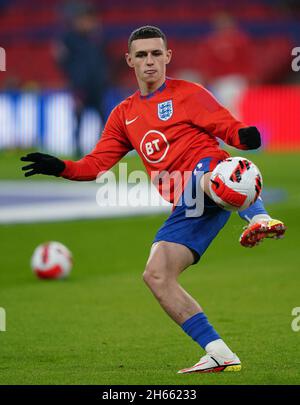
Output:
(0, 0), (300, 385)
(0, 0), (300, 154)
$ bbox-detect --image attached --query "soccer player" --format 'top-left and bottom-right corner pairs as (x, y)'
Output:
(21, 26), (286, 373)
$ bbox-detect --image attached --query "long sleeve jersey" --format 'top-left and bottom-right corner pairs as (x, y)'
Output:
(61, 78), (249, 203)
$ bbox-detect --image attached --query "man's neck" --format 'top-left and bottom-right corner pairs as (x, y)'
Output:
(139, 78), (166, 96)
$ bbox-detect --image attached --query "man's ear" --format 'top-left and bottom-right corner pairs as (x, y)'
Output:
(165, 49), (172, 65)
(125, 52), (134, 68)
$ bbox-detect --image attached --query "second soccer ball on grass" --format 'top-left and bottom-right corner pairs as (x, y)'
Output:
(31, 241), (73, 280)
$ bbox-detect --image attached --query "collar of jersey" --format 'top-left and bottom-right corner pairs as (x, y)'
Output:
(139, 81), (167, 100)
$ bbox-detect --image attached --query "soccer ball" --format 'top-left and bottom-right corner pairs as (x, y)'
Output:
(31, 241), (73, 280)
(209, 157), (263, 211)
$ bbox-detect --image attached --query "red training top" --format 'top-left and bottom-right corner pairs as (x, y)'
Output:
(61, 78), (249, 203)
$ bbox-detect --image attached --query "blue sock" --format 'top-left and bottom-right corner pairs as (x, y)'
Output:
(238, 197), (268, 222)
(181, 312), (220, 349)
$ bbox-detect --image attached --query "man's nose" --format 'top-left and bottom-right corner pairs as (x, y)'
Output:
(146, 53), (154, 65)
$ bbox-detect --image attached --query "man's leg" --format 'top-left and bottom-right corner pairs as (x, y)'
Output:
(144, 241), (200, 324)
(143, 241), (241, 373)
(201, 172), (286, 248)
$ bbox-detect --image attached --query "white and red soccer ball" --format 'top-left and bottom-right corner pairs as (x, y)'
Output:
(209, 157), (263, 211)
(31, 241), (73, 279)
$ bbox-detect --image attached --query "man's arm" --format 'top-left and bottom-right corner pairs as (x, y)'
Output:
(184, 84), (261, 150)
(21, 105), (133, 179)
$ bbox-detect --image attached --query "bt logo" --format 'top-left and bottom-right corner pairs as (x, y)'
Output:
(145, 138), (160, 156)
(140, 130), (169, 164)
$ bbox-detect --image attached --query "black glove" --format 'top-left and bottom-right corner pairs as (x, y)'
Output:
(21, 152), (65, 177)
(238, 126), (261, 150)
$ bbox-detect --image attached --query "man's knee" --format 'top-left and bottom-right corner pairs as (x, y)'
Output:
(143, 241), (194, 291)
(143, 244), (175, 290)
(143, 260), (170, 290)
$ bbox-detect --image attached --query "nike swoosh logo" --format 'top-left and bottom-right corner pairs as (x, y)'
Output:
(181, 360), (208, 372)
(126, 116), (139, 125)
(224, 360), (236, 365)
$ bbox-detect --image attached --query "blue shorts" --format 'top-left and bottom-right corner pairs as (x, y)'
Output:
(153, 157), (231, 264)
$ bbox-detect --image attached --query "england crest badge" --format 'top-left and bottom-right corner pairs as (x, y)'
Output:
(158, 100), (173, 121)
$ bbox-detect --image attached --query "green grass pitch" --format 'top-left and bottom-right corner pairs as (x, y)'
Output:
(0, 151), (300, 385)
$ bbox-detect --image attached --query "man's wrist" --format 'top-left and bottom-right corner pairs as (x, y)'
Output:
(53, 159), (66, 176)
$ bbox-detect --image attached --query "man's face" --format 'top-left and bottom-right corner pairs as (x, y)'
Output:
(126, 38), (172, 86)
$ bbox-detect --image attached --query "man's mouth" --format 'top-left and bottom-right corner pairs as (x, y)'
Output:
(145, 70), (157, 74)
